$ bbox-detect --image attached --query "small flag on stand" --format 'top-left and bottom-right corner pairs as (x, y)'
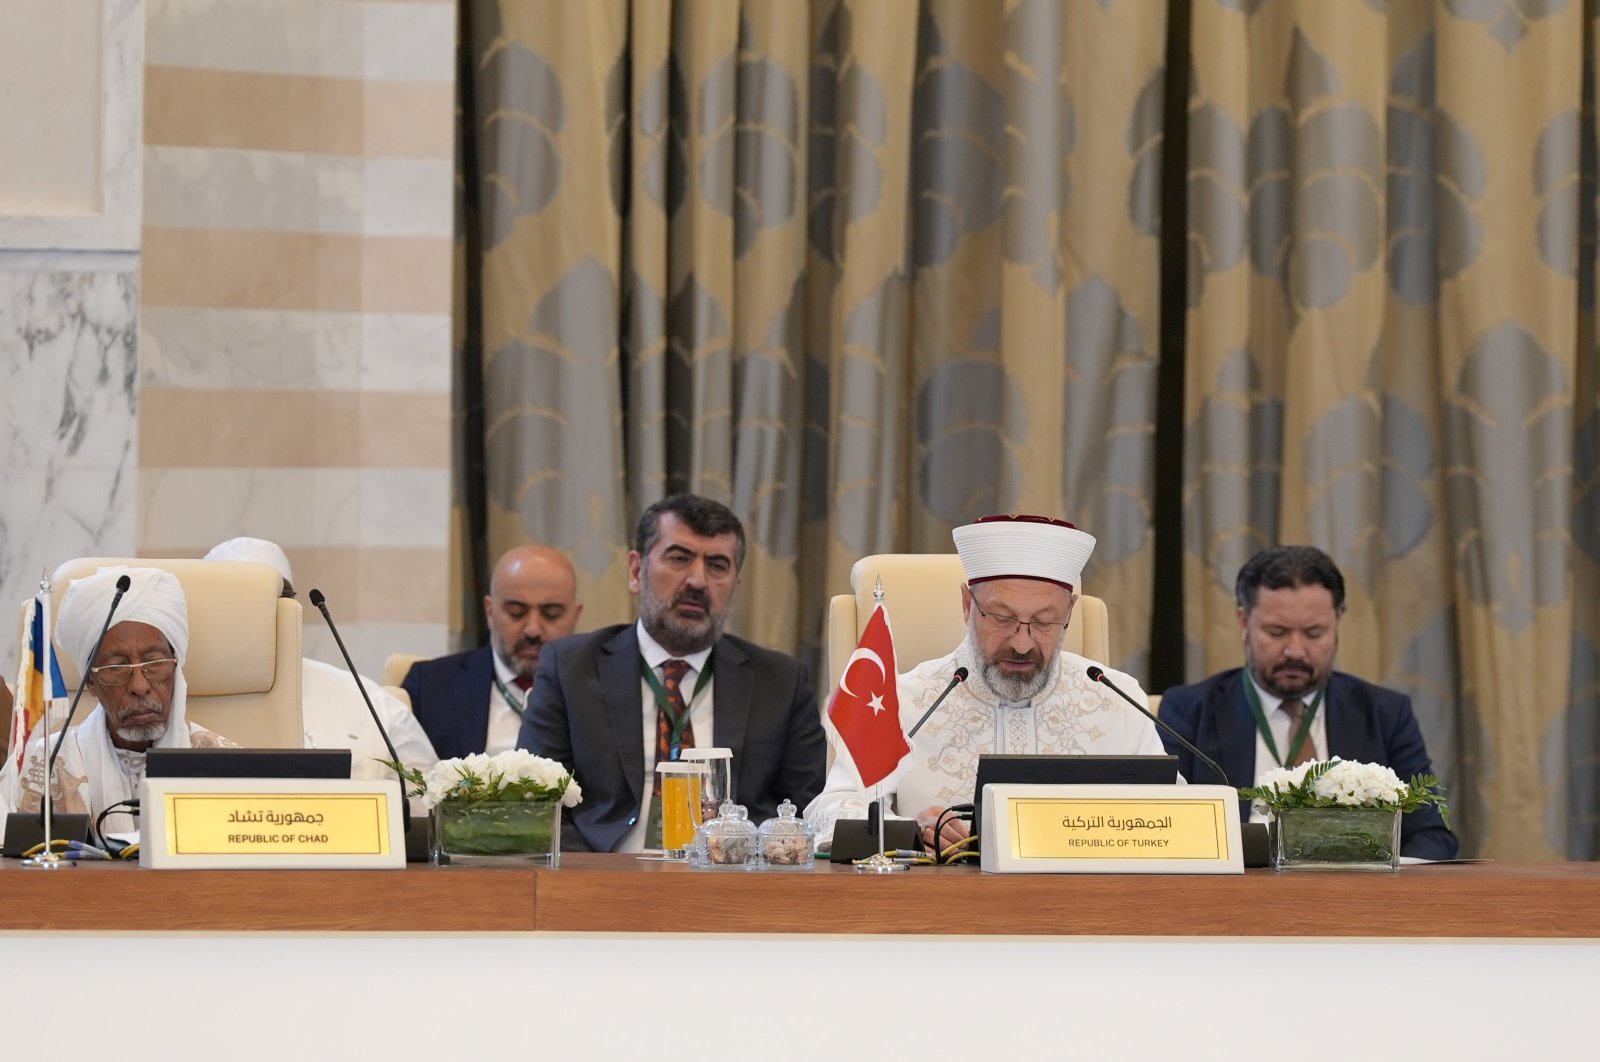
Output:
(9, 593), (68, 770)
(826, 602), (910, 788)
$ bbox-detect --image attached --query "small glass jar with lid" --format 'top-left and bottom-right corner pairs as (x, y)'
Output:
(757, 799), (815, 869)
(695, 800), (758, 867)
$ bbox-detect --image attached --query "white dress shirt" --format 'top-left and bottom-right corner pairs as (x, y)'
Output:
(1247, 673), (1329, 822)
(486, 652), (529, 756)
(618, 619), (715, 853)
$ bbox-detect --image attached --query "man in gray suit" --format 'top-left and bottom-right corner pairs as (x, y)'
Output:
(518, 494), (825, 853)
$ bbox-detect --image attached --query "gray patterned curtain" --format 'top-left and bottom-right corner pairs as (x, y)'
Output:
(1185, 0), (1600, 860)
(454, 0), (1166, 675)
(455, 0), (1600, 859)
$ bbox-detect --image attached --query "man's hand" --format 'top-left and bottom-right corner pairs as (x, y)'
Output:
(914, 804), (969, 854)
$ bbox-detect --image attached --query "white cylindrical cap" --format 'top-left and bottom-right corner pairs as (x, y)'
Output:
(656, 761), (708, 774)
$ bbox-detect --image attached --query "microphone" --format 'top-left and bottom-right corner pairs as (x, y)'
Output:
(23, 572), (132, 861)
(906, 666), (969, 740)
(47, 574), (132, 780)
(1085, 665), (1232, 787)
(868, 666), (968, 853)
(307, 589), (413, 834)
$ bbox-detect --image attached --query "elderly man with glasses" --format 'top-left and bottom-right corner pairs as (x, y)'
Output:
(1, 567), (236, 838)
(805, 515), (1167, 853)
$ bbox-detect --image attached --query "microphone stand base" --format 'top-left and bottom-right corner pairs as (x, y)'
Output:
(852, 853), (908, 873)
(20, 852), (76, 870)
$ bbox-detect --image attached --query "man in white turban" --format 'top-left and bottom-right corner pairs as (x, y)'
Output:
(204, 537), (437, 781)
(0, 567), (235, 837)
(805, 515), (1169, 852)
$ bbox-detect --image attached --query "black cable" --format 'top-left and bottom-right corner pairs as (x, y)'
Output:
(932, 804), (973, 864)
(94, 798), (140, 852)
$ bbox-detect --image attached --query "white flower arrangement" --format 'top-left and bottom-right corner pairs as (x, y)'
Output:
(1240, 758), (1449, 825)
(392, 749), (582, 811)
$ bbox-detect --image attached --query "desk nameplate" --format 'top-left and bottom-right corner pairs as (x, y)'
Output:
(139, 778), (405, 869)
(979, 784), (1243, 874)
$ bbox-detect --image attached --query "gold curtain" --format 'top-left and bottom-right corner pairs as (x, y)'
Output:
(1186, 0), (1600, 859)
(455, 0), (1600, 858)
(457, 0), (1167, 676)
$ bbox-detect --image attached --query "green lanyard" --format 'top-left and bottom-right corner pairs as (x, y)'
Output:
(640, 657), (713, 760)
(1241, 676), (1325, 768)
(493, 674), (526, 717)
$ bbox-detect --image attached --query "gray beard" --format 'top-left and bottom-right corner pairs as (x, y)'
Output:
(112, 721), (166, 746)
(963, 626), (1053, 703)
(637, 574), (727, 655)
(642, 612), (724, 656)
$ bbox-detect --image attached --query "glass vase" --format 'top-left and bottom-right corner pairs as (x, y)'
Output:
(1271, 806), (1401, 872)
(431, 800), (561, 867)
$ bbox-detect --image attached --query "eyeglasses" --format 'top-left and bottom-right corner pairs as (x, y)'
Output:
(90, 658), (178, 686)
(969, 599), (1066, 641)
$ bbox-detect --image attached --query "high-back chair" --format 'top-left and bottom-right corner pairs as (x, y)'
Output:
(48, 557), (304, 747)
(824, 554), (1110, 699)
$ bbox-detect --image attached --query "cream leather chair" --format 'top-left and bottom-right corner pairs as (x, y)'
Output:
(381, 652), (426, 710)
(48, 557), (303, 747)
(383, 653), (425, 690)
(825, 554), (1111, 698)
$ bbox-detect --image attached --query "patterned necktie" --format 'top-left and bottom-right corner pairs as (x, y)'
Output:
(651, 658), (696, 796)
(1282, 698), (1317, 766)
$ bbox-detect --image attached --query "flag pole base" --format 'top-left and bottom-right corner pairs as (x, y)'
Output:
(853, 853), (907, 873)
(20, 852), (76, 870)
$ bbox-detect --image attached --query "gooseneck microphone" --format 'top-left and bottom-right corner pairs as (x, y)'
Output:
(308, 589), (411, 828)
(47, 573), (132, 780)
(906, 666), (969, 740)
(876, 666), (968, 856)
(1086, 665), (1232, 788)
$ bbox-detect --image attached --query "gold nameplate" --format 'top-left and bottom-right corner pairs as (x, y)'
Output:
(140, 778), (405, 869)
(980, 784), (1244, 874)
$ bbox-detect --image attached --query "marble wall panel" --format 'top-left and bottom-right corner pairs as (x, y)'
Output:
(0, 269), (139, 677)
(0, 0), (144, 252)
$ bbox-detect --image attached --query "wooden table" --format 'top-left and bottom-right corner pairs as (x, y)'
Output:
(3, 855), (1598, 936)
(4, 858), (1597, 1059)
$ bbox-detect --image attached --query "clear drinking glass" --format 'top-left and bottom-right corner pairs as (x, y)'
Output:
(655, 761), (707, 859)
(680, 747), (733, 822)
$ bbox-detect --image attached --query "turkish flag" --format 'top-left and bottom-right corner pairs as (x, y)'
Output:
(827, 604), (910, 788)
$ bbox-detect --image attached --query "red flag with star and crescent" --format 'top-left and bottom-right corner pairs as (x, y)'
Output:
(826, 603), (910, 788)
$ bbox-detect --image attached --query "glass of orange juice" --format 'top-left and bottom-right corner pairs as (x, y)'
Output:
(656, 761), (707, 859)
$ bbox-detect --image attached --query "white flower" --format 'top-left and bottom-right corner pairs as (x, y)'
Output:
(1311, 760), (1406, 807)
(415, 749), (580, 810)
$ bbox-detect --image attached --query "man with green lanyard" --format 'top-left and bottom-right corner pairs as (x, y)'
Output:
(1159, 545), (1458, 860)
(519, 494), (826, 853)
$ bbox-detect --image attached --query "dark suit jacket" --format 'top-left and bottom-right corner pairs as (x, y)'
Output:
(518, 624), (827, 853)
(1158, 668), (1459, 860)
(402, 645), (496, 761)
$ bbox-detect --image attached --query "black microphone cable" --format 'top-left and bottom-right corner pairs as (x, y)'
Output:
(932, 803), (977, 864)
(94, 798), (141, 857)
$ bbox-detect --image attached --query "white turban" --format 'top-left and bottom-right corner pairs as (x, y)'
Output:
(204, 537), (293, 587)
(57, 566), (191, 672)
(952, 515), (1097, 592)
(32, 567), (200, 829)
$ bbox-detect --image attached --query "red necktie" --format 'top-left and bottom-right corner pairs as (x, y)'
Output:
(651, 659), (695, 796)
(513, 675), (533, 692)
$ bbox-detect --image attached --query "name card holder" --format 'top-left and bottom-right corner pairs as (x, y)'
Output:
(979, 784), (1243, 874)
(139, 778), (406, 869)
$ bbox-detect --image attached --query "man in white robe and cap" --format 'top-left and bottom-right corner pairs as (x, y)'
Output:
(204, 537), (438, 781)
(0, 567), (235, 837)
(805, 515), (1169, 852)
